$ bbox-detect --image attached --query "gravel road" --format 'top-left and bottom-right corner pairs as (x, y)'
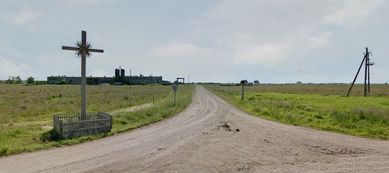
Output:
(1, 86), (389, 173)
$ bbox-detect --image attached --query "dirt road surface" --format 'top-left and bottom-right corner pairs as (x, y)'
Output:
(1, 86), (389, 173)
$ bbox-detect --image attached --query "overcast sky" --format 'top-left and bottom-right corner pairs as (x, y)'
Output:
(0, 0), (388, 83)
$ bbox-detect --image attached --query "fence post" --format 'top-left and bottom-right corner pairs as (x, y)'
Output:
(240, 80), (247, 101)
(109, 114), (112, 130)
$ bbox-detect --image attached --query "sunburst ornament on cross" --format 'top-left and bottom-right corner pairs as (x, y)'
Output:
(62, 31), (104, 119)
(75, 41), (92, 57)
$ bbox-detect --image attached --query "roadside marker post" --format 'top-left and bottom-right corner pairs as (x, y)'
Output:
(172, 83), (178, 105)
(241, 80), (248, 101)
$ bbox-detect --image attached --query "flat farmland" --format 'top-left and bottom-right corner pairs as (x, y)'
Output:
(206, 84), (389, 139)
(3, 86), (389, 172)
(0, 84), (193, 156)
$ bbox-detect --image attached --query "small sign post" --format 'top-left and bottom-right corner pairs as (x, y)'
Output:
(241, 80), (248, 101)
(172, 83), (178, 105)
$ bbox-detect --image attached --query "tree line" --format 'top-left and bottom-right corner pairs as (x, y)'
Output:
(0, 76), (46, 85)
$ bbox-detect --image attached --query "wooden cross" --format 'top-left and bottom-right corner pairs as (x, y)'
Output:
(62, 31), (104, 119)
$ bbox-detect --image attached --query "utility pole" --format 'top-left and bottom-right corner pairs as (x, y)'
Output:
(347, 47), (374, 97)
(367, 48), (374, 93)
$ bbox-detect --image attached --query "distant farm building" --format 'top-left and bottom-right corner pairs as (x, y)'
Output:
(47, 67), (169, 85)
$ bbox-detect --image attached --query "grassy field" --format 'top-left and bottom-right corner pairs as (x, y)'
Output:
(0, 84), (193, 156)
(206, 84), (389, 140)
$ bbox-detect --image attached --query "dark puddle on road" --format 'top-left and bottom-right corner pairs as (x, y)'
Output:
(217, 121), (240, 133)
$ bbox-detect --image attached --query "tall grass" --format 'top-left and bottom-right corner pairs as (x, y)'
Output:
(0, 84), (193, 156)
(112, 85), (193, 133)
(206, 84), (389, 140)
(0, 85), (171, 124)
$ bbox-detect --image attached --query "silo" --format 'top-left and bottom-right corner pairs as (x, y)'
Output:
(121, 69), (125, 77)
(115, 69), (120, 78)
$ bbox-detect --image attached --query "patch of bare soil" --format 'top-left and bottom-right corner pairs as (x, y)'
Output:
(110, 103), (153, 115)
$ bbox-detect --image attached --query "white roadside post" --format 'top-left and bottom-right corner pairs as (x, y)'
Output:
(172, 82), (178, 105)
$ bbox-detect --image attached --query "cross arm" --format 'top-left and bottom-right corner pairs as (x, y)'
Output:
(89, 49), (104, 53)
(62, 46), (79, 51)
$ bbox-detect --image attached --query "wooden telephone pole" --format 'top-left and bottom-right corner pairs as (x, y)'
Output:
(346, 47), (374, 97)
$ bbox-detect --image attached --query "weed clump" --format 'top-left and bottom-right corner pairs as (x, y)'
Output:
(0, 147), (8, 156)
(40, 129), (62, 142)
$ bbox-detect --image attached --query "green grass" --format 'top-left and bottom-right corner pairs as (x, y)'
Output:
(0, 84), (193, 156)
(206, 84), (389, 140)
(111, 85), (193, 133)
(212, 83), (389, 96)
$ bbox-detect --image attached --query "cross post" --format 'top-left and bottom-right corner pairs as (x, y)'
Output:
(62, 31), (104, 119)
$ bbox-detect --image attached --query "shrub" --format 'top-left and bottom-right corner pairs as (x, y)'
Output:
(40, 129), (62, 142)
(27, 77), (35, 85)
(0, 147), (8, 156)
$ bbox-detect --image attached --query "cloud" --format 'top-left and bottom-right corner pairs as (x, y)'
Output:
(233, 44), (286, 66)
(232, 31), (332, 66)
(151, 43), (199, 57)
(1, 0), (388, 83)
(324, 0), (384, 25)
(0, 57), (31, 79)
(181, 0), (389, 83)
(307, 32), (332, 48)
(11, 7), (42, 26)
(55, 0), (117, 8)
(192, 0), (339, 68)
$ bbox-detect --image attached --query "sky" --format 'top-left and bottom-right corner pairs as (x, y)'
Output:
(0, 0), (388, 83)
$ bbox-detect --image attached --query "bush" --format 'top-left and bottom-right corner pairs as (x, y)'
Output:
(57, 80), (66, 85)
(40, 129), (63, 142)
(27, 77), (35, 85)
(0, 147), (8, 156)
